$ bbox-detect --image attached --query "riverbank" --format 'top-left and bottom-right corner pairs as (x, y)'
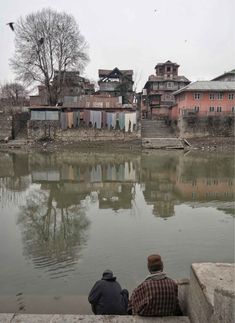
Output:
(185, 136), (235, 152)
(0, 136), (234, 153)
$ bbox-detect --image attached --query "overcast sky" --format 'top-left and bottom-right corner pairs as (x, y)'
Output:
(0, 0), (234, 92)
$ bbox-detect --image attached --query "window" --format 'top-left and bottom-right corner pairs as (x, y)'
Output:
(195, 106), (200, 112)
(232, 107), (235, 112)
(209, 93), (215, 100)
(194, 93), (201, 99)
(228, 93), (234, 100)
(217, 107), (222, 112)
(217, 93), (223, 99)
(209, 106), (214, 112)
(167, 82), (173, 88)
(167, 67), (171, 72)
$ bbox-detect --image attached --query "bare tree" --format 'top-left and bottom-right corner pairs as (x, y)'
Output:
(10, 8), (89, 105)
(0, 82), (28, 107)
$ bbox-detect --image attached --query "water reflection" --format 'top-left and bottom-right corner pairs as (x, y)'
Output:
(0, 150), (234, 276)
(0, 149), (234, 316)
(0, 150), (234, 216)
(18, 185), (90, 279)
(0, 149), (234, 313)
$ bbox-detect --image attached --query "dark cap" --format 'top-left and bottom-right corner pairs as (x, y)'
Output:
(147, 254), (163, 272)
(102, 269), (116, 281)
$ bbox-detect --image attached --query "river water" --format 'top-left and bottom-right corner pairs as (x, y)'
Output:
(0, 150), (234, 314)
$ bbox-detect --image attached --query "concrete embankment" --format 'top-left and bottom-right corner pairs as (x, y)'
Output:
(0, 263), (234, 323)
(0, 314), (190, 323)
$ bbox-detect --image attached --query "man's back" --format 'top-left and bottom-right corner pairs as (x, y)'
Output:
(128, 276), (181, 316)
(88, 270), (128, 315)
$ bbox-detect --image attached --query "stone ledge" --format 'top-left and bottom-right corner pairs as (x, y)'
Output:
(191, 263), (235, 306)
(0, 314), (190, 323)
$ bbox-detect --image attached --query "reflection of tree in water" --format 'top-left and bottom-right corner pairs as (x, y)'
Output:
(18, 184), (90, 278)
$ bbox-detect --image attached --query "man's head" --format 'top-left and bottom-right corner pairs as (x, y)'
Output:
(147, 254), (163, 273)
(102, 269), (116, 281)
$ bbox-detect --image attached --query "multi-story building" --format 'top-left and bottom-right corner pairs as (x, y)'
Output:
(98, 67), (134, 104)
(142, 60), (190, 119)
(29, 71), (95, 106)
(170, 81), (235, 120)
(53, 70), (95, 99)
(212, 69), (235, 82)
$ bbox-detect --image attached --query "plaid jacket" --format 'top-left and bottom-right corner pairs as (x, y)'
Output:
(128, 273), (181, 316)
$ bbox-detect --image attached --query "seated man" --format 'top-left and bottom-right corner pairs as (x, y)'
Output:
(88, 269), (129, 315)
(128, 254), (182, 316)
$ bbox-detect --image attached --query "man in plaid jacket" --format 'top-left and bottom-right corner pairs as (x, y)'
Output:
(128, 254), (182, 317)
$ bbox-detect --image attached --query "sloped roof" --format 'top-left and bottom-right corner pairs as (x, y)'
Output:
(212, 69), (235, 80)
(155, 60), (179, 68)
(99, 68), (133, 76)
(173, 81), (235, 95)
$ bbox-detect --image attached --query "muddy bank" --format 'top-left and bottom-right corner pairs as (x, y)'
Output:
(185, 136), (235, 152)
(0, 136), (234, 153)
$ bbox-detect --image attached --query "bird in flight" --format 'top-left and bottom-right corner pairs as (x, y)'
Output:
(7, 22), (14, 31)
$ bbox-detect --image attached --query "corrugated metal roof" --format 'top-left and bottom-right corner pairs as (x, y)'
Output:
(174, 81), (235, 95)
(62, 95), (122, 108)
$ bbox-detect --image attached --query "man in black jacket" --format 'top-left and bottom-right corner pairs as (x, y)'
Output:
(88, 270), (129, 315)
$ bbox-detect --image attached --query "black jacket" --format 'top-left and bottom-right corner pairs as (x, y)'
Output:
(88, 274), (128, 315)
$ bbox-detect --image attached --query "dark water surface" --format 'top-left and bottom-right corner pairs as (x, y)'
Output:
(0, 150), (234, 313)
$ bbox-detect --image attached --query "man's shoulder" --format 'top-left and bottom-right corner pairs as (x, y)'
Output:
(143, 276), (177, 286)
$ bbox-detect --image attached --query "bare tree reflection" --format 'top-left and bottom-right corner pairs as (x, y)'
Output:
(18, 184), (90, 278)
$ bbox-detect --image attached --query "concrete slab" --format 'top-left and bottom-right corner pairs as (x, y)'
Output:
(192, 263), (235, 306)
(0, 314), (190, 323)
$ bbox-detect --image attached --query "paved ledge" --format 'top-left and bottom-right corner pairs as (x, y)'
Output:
(0, 314), (190, 323)
(192, 263), (235, 306)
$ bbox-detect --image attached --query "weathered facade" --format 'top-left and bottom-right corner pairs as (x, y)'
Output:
(98, 67), (134, 104)
(142, 61), (190, 119)
(29, 71), (95, 106)
(170, 81), (235, 138)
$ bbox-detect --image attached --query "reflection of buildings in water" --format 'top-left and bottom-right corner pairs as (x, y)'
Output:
(99, 183), (134, 210)
(140, 153), (178, 218)
(141, 152), (235, 218)
(0, 176), (31, 208)
(31, 159), (140, 212)
(175, 178), (234, 201)
(142, 179), (177, 218)
(0, 153), (31, 207)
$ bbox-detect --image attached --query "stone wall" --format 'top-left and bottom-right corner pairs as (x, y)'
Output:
(177, 115), (235, 138)
(27, 120), (141, 144)
(12, 112), (30, 138)
(0, 112), (12, 141)
(187, 263), (235, 323)
(28, 120), (60, 140)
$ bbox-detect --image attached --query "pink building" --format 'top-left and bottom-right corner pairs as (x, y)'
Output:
(170, 81), (235, 120)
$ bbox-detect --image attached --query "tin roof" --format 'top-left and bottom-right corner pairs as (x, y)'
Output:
(173, 81), (235, 95)
(62, 95), (123, 109)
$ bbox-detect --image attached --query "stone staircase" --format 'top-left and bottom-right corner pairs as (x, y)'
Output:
(141, 120), (184, 149)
